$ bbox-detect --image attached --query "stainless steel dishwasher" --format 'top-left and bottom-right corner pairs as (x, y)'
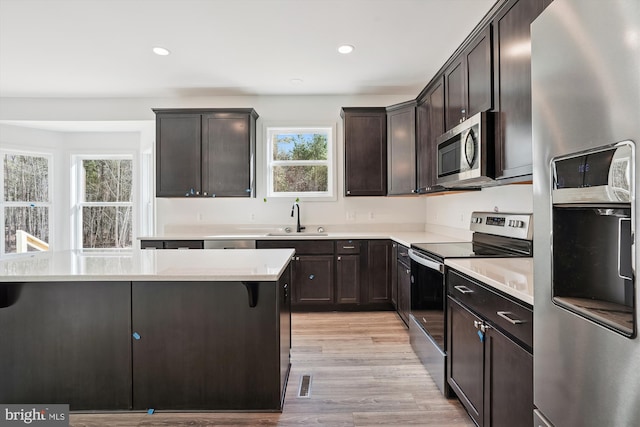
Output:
(204, 240), (256, 249)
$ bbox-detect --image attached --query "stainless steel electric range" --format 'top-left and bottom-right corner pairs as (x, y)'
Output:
(408, 211), (533, 396)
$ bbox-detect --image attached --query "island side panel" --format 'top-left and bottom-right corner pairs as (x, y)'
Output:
(279, 263), (292, 405)
(131, 280), (281, 411)
(0, 281), (132, 410)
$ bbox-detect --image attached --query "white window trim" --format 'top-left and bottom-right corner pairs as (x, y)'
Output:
(0, 148), (54, 256)
(72, 154), (134, 250)
(265, 125), (336, 201)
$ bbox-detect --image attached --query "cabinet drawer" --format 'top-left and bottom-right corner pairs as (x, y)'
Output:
(163, 240), (204, 249)
(336, 240), (360, 254)
(257, 240), (334, 255)
(447, 269), (532, 350)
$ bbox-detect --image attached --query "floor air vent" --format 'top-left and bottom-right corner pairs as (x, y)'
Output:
(297, 374), (312, 398)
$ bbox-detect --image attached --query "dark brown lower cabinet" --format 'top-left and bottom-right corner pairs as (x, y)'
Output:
(448, 298), (485, 426)
(257, 239), (392, 311)
(484, 324), (533, 427)
(0, 281), (132, 410)
(447, 269), (533, 427)
(131, 279), (289, 411)
(397, 254), (411, 327)
(336, 254), (360, 304)
(366, 240), (392, 304)
(292, 255), (334, 306)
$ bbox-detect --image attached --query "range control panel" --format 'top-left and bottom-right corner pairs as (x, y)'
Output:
(469, 212), (533, 240)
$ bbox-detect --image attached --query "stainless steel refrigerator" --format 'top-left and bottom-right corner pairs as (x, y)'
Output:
(531, 0), (640, 426)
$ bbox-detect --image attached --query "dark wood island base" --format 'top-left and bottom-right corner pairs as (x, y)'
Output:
(0, 265), (291, 412)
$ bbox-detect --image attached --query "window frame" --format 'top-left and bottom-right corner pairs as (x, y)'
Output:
(72, 154), (135, 251)
(265, 125), (336, 200)
(0, 148), (54, 256)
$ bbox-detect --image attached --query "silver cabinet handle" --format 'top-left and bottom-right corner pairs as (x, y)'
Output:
(454, 285), (473, 294)
(480, 323), (492, 333)
(342, 246), (355, 249)
(497, 311), (525, 325)
(337, 256), (342, 261)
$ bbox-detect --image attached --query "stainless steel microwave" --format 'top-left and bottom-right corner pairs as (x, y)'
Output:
(436, 112), (494, 188)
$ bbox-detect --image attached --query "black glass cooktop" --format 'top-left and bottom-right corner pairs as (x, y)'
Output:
(411, 242), (520, 261)
(411, 235), (533, 261)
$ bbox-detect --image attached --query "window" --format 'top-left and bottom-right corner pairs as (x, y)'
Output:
(266, 126), (334, 198)
(75, 156), (133, 249)
(1, 150), (52, 255)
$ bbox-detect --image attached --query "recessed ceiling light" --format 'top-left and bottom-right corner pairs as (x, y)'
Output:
(290, 78), (303, 85)
(153, 47), (170, 56)
(338, 44), (354, 54)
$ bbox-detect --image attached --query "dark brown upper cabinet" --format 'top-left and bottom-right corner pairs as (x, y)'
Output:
(154, 108), (258, 198)
(386, 100), (417, 195)
(341, 107), (387, 196)
(416, 77), (445, 193)
(492, 0), (545, 181)
(444, 25), (494, 131)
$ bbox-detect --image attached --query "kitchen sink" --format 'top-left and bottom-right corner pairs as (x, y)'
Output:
(265, 232), (328, 236)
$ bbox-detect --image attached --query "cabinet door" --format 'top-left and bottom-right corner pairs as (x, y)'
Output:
(293, 255), (334, 305)
(202, 113), (253, 197)
(336, 254), (360, 304)
(444, 58), (466, 131)
(156, 113), (202, 197)
(484, 326), (533, 427)
(466, 25), (493, 117)
(387, 102), (416, 195)
(447, 297), (484, 426)
(493, 0), (544, 179)
(397, 261), (411, 327)
(279, 265), (292, 403)
(132, 281), (280, 410)
(417, 78), (445, 192)
(391, 243), (398, 307)
(342, 108), (387, 196)
(0, 281), (132, 410)
(366, 240), (392, 303)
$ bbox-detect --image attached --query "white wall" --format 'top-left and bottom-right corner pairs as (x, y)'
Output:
(0, 95), (428, 237)
(1, 96), (535, 240)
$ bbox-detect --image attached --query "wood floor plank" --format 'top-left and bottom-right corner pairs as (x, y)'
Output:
(70, 312), (473, 427)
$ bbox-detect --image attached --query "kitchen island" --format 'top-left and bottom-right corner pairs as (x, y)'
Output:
(0, 249), (293, 412)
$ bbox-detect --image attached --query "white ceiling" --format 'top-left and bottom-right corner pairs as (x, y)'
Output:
(0, 0), (496, 98)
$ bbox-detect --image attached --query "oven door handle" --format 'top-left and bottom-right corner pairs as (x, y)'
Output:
(409, 249), (444, 273)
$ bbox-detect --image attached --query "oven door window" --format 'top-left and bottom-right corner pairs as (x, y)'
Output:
(411, 259), (446, 349)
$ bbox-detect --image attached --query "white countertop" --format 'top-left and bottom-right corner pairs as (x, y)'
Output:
(445, 258), (534, 306)
(138, 230), (464, 248)
(0, 249), (295, 282)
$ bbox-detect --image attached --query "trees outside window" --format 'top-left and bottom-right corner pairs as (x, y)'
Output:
(266, 127), (334, 198)
(1, 151), (51, 254)
(78, 157), (133, 249)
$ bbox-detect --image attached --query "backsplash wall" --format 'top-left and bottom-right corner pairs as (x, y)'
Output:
(424, 184), (534, 239)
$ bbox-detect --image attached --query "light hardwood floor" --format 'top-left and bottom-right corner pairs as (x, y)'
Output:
(70, 311), (473, 427)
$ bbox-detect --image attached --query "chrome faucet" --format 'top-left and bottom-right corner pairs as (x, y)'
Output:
(291, 202), (305, 233)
